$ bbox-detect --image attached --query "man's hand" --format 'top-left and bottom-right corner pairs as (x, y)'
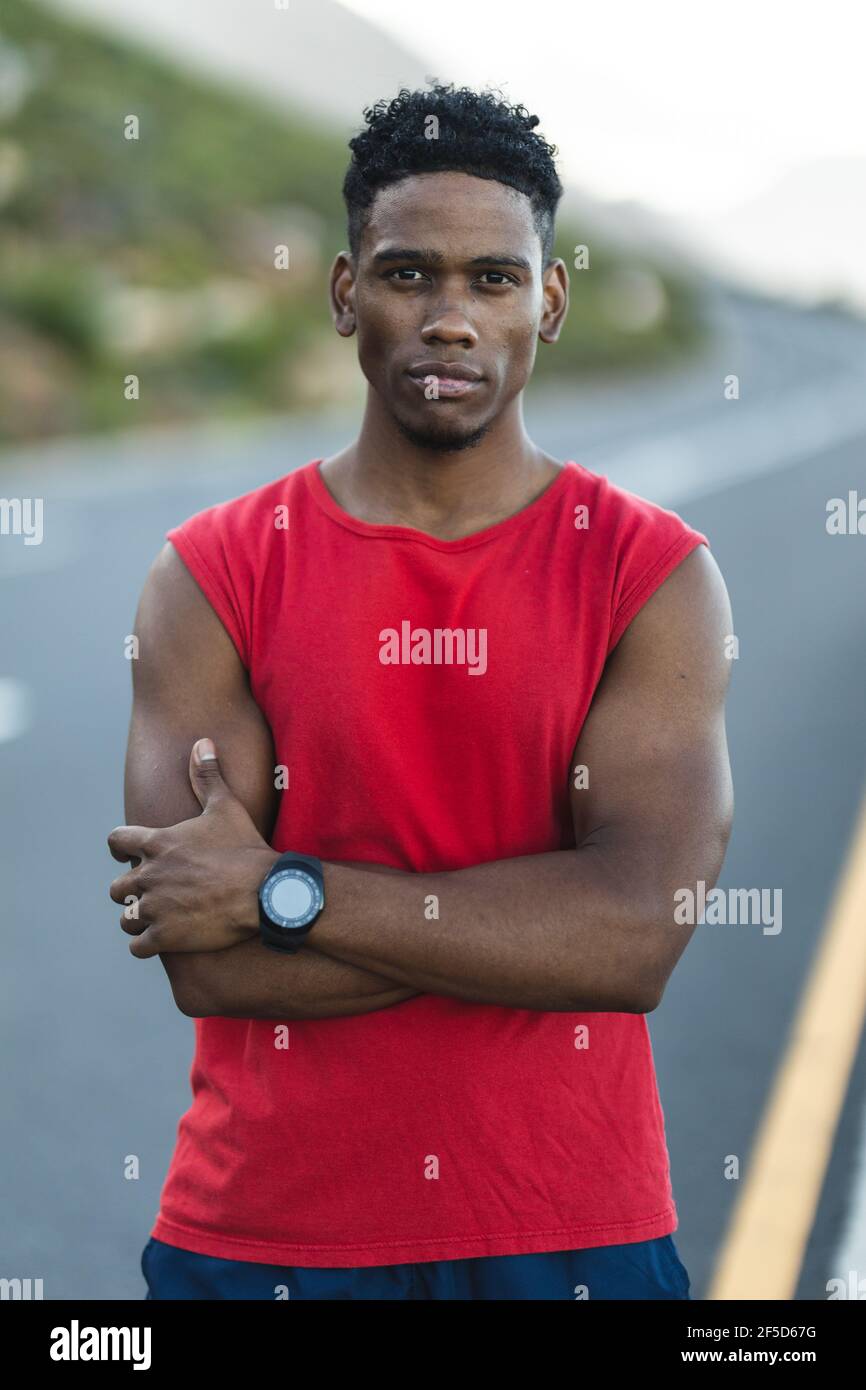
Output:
(108, 737), (278, 959)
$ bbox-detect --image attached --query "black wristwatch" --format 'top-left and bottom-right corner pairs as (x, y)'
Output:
(258, 852), (325, 954)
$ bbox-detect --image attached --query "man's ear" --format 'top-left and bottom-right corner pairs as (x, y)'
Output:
(539, 258), (569, 344)
(330, 252), (357, 337)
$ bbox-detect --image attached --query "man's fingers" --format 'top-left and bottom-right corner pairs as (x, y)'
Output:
(110, 867), (150, 933)
(129, 926), (161, 960)
(107, 825), (154, 862)
(108, 869), (140, 905)
(119, 907), (149, 937)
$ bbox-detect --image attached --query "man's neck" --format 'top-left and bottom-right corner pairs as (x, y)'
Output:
(319, 395), (562, 542)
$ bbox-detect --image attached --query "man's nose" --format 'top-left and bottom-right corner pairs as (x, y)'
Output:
(420, 305), (478, 347)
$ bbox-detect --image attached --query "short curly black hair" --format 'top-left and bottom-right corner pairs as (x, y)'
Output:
(342, 83), (564, 268)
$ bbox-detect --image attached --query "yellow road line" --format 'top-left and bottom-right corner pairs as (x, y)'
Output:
(708, 788), (866, 1300)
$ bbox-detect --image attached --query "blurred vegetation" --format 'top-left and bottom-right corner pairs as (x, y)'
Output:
(0, 0), (708, 446)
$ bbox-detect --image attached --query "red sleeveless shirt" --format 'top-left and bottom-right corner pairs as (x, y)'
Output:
(151, 458), (708, 1267)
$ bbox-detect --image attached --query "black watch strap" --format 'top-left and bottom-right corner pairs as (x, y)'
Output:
(258, 851), (325, 954)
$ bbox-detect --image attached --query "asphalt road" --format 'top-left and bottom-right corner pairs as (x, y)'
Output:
(2, 293), (866, 1300)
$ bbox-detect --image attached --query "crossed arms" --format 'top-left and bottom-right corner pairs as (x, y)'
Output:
(109, 540), (734, 1020)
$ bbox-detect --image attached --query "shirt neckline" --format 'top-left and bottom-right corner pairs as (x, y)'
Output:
(303, 457), (578, 552)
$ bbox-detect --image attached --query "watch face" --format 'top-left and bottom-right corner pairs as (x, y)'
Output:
(262, 867), (323, 931)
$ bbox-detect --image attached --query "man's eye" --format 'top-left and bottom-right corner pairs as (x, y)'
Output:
(384, 269), (515, 285)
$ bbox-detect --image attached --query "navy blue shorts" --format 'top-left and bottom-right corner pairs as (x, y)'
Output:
(141, 1233), (690, 1300)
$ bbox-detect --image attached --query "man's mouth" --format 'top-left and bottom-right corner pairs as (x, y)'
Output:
(408, 375), (482, 398)
(406, 361), (485, 399)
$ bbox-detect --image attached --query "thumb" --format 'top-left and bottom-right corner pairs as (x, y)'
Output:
(189, 737), (229, 810)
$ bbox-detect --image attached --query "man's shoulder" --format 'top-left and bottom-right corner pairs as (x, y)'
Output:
(560, 461), (710, 583)
(159, 462), (318, 667)
(568, 461), (697, 538)
(560, 463), (714, 657)
(168, 462), (315, 547)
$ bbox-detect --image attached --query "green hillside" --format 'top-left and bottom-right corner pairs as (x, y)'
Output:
(0, 0), (707, 445)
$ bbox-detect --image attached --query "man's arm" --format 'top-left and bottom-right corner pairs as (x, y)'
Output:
(120, 541), (420, 1019)
(301, 544), (735, 1011)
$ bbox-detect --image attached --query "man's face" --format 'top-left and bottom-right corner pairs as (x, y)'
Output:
(345, 171), (562, 452)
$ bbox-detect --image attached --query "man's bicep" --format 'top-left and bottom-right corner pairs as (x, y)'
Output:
(570, 545), (735, 937)
(124, 542), (277, 838)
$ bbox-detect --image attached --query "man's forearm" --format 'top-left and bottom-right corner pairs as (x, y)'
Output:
(167, 937), (422, 1019)
(128, 817), (670, 1014)
(305, 844), (677, 1013)
(167, 843), (671, 1016)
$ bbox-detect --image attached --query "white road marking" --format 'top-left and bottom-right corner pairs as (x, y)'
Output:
(830, 1096), (866, 1293)
(0, 678), (32, 743)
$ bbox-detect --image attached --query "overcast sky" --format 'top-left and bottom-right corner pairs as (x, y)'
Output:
(42, 0), (866, 309)
(342, 0), (866, 308)
(343, 0), (863, 211)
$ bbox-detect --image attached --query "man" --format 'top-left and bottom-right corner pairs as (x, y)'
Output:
(109, 83), (733, 1301)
